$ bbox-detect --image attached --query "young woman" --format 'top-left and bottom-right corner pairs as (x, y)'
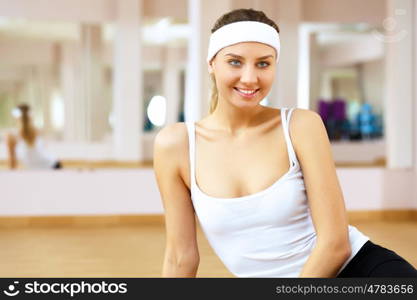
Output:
(153, 8), (417, 278)
(5, 103), (62, 170)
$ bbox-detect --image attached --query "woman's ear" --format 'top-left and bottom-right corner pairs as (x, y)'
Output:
(207, 60), (214, 74)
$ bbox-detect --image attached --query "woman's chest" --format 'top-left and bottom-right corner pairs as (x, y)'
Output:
(188, 127), (292, 199)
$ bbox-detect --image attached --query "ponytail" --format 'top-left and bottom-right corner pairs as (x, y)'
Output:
(17, 104), (36, 146)
(209, 74), (218, 114)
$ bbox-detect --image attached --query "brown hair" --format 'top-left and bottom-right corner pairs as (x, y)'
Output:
(17, 103), (36, 146)
(208, 8), (280, 114)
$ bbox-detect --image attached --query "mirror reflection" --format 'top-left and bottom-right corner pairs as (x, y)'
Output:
(0, 18), (187, 170)
(304, 23), (386, 166)
(0, 19), (387, 170)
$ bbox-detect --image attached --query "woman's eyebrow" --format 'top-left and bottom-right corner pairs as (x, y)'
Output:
(224, 53), (274, 60)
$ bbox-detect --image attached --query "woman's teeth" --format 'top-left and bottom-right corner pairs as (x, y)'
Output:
(239, 89), (256, 94)
(235, 88), (259, 97)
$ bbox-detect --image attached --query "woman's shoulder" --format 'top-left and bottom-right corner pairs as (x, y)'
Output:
(275, 107), (320, 128)
(153, 122), (191, 166)
(289, 107), (322, 129)
(287, 107), (327, 152)
(153, 122), (191, 183)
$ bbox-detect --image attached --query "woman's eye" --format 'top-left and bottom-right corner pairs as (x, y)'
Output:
(227, 60), (270, 67)
(258, 61), (270, 68)
(228, 60), (241, 66)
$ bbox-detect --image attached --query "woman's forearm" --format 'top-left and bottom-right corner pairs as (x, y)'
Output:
(298, 242), (351, 278)
(6, 136), (17, 169)
(162, 255), (199, 278)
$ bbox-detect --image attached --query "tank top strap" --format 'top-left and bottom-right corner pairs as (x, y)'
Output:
(281, 107), (297, 167)
(185, 121), (197, 191)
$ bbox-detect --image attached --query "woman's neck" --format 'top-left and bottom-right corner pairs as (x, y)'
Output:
(208, 100), (266, 136)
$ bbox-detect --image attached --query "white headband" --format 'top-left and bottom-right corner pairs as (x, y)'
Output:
(207, 21), (280, 63)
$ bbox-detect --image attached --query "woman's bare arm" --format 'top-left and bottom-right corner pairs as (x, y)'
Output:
(5, 133), (17, 169)
(291, 109), (351, 277)
(153, 123), (200, 277)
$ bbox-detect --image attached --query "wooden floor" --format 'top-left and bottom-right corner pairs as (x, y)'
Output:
(0, 220), (415, 277)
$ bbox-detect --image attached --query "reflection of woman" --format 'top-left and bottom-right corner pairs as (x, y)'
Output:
(154, 9), (417, 277)
(5, 103), (62, 170)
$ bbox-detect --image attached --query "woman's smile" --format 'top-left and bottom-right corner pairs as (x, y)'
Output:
(233, 87), (260, 98)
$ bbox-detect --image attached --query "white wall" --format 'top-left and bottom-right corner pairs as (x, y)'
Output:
(0, 169), (162, 216)
(331, 140), (385, 163)
(0, 132), (156, 161)
(0, 168), (415, 217)
(0, 137), (385, 163)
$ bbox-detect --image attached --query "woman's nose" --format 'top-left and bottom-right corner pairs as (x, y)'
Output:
(239, 66), (258, 84)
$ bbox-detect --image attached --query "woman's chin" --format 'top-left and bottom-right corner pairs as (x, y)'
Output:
(231, 99), (261, 109)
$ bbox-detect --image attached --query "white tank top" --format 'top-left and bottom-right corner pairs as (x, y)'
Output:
(15, 134), (57, 170)
(185, 107), (369, 277)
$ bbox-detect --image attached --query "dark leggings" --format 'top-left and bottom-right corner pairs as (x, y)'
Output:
(337, 240), (417, 277)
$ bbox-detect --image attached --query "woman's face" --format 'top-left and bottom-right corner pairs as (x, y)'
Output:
(209, 41), (276, 109)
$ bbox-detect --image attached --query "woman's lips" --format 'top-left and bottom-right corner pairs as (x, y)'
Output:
(234, 87), (260, 98)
